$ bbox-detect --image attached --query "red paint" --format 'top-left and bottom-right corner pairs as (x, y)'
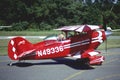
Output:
(8, 25), (106, 65)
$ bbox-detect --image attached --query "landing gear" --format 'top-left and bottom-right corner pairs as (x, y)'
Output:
(89, 56), (105, 65)
(8, 60), (25, 66)
(8, 62), (13, 66)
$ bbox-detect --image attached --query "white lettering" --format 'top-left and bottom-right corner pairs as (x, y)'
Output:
(55, 47), (59, 53)
(51, 48), (55, 54)
(43, 50), (46, 55)
(46, 49), (50, 54)
(59, 46), (64, 52)
(36, 46), (64, 56)
(37, 51), (42, 56)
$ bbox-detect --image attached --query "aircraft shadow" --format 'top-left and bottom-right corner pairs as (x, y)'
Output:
(53, 58), (94, 70)
(9, 58), (94, 70)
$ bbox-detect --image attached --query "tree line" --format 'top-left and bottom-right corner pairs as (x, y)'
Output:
(0, 0), (120, 31)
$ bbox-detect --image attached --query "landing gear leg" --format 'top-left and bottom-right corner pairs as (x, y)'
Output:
(8, 61), (16, 66)
(8, 60), (25, 66)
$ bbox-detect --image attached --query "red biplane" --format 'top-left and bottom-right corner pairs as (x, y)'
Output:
(8, 25), (111, 66)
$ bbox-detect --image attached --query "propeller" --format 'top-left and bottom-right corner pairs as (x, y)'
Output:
(102, 14), (107, 53)
(103, 15), (107, 31)
(102, 15), (112, 53)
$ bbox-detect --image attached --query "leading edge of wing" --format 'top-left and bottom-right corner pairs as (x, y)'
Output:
(54, 25), (101, 32)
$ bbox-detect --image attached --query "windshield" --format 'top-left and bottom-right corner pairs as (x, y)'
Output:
(43, 34), (58, 40)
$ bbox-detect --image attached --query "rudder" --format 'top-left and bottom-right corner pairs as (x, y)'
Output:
(8, 37), (34, 60)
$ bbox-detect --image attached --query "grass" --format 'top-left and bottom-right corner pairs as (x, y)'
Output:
(0, 30), (119, 36)
(0, 31), (120, 56)
(0, 30), (61, 36)
(97, 39), (120, 50)
(112, 31), (120, 36)
(0, 39), (9, 56)
(0, 30), (59, 56)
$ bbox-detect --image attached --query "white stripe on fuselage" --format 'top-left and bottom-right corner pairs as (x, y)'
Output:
(64, 39), (90, 49)
(63, 37), (103, 57)
(63, 37), (102, 49)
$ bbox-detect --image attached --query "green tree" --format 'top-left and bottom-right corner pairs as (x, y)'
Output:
(0, 0), (120, 31)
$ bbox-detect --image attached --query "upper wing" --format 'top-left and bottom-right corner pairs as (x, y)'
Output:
(55, 25), (101, 32)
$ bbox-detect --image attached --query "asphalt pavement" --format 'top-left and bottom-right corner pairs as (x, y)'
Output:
(0, 48), (120, 80)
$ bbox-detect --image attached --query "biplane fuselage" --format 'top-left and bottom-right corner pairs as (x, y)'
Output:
(8, 25), (107, 65)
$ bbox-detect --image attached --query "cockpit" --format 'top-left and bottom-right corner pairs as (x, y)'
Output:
(43, 33), (66, 41)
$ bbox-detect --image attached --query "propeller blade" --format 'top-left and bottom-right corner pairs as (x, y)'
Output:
(105, 38), (107, 53)
(102, 14), (107, 31)
(104, 28), (112, 53)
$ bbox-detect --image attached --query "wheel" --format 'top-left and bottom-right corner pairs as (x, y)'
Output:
(8, 62), (13, 66)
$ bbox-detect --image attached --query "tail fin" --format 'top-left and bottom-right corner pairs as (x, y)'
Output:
(8, 37), (34, 60)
